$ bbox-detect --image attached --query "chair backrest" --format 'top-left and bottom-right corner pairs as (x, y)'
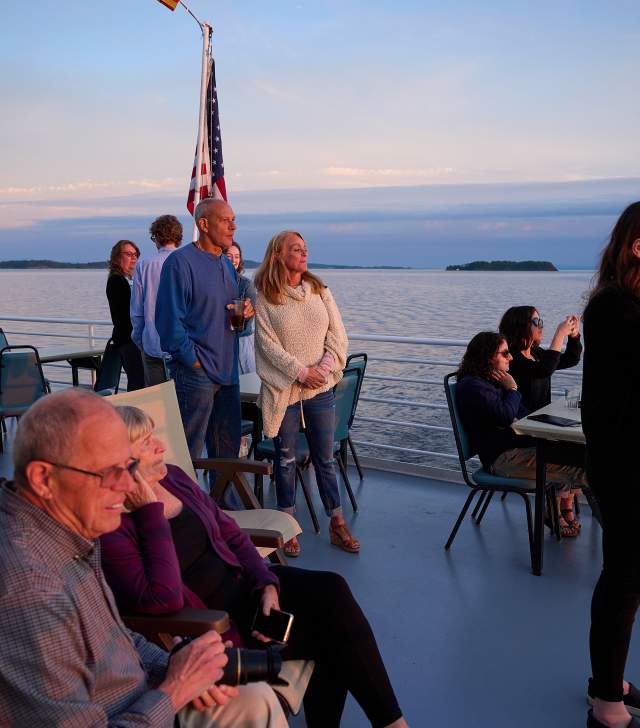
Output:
(333, 366), (362, 442)
(106, 381), (197, 481)
(443, 372), (476, 486)
(345, 352), (367, 427)
(94, 339), (123, 393)
(0, 329), (8, 350)
(0, 346), (49, 413)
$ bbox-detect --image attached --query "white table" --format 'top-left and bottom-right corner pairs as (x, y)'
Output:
(513, 399), (585, 575)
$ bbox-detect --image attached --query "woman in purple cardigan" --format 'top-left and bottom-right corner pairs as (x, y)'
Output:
(100, 406), (408, 728)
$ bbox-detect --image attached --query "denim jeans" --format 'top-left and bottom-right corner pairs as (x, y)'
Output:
(172, 362), (241, 491)
(273, 389), (342, 517)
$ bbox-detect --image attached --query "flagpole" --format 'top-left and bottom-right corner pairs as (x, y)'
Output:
(179, 1), (211, 240)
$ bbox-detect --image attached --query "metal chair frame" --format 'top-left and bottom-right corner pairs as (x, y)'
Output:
(344, 352), (368, 479)
(443, 372), (560, 570)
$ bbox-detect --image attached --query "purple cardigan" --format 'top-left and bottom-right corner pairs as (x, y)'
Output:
(100, 464), (279, 617)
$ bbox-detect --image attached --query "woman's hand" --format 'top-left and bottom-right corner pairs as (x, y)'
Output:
(124, 470), (158, 511)
(567, 314), (581, 337)
(252, 585), (280, 644)
(243, 298), (255, 320)
(303, 367), (327, 389)
(555, 316), (574, 339)
(491, 369), (518, 391)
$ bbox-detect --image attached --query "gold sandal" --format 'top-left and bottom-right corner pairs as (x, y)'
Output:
(283, 537), (301, 557)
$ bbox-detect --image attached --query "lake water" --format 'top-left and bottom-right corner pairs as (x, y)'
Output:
(0, 268), (594, 471)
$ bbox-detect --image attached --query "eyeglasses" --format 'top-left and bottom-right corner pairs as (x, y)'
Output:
(289, 246), (308, 255)
(47, 459), (139, 487)
(121, 251), (139, 259)
(531, 317), (544, 328)
(497, 349), (512, 358)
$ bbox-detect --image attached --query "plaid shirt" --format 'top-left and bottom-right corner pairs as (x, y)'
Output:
(0, 481), (175, 727)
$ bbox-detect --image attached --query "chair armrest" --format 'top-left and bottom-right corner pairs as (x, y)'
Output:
(243, 528), (284, 549)
(124, 608), (230, 638)
(193, 457), (272, 476)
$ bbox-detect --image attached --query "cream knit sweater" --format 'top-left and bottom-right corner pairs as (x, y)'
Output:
(255, 282), (348, 437)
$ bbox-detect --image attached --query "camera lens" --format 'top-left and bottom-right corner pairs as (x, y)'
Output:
(219, 647), (284, 686)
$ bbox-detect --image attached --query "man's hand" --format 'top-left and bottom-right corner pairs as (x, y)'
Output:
(252, 585), (280, 644)
(158, 631), (227, 712)
(193, 359), (202, 369)
(190, 640), (238, 711)
(124, 470), (158, 511)
(490, 369), (518, 391)
(303, 367), (326, 389)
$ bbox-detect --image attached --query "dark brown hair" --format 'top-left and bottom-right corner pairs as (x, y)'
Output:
(108, 240), (140, 277)
(499, 305), (537, 353)
(149, 215), (183, 248)
(457, 331), (505, 381)
(228, 241), (245, 274)
(590, 201), (640, 301)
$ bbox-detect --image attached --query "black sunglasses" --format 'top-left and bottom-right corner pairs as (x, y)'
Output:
(531, 317), (544, 329)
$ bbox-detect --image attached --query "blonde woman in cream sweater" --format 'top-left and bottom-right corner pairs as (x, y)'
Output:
(254, 230), (358, 556)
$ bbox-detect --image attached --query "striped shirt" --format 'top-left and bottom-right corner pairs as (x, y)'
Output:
(0, 481), (175, 727)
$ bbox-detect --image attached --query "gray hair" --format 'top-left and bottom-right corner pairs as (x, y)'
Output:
(13, 389), (111, 488)
(194, 196), (229, 224)
(115, 405), (155, 444)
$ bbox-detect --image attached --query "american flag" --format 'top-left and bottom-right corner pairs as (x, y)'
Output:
(187, 56), (227, 215)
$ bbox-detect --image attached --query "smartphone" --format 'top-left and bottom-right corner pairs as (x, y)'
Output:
(526, 413), (580, 428)
(252, 607), (294, 644)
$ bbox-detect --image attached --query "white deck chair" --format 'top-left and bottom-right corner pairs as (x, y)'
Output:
(105, 381), (312, 714)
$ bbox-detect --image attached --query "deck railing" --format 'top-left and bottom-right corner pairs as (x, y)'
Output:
(0, 315), (583, 480)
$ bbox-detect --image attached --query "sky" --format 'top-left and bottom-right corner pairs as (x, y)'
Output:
(2, 1), (640, 266)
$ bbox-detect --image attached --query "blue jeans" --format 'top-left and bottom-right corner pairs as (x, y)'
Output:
(274, 389), (342, 517)
(172, 362), (241, 491)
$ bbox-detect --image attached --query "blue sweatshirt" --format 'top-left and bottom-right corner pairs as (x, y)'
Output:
(156, 243), (239, 385)
(455, 374), (531, 469)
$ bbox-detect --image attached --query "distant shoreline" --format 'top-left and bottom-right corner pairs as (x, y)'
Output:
(446, 260), (557, 272)
(0, 259), (410, 271)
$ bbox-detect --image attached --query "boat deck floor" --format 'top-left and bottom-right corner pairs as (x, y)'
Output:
(0, 420), (633, 728)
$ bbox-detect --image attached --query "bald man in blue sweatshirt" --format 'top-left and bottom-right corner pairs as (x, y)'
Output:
(156, 198), (254, 482)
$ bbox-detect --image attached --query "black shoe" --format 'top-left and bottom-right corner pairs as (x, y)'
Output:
(587, 708), (640, 727)
(588, 678), (640, 717)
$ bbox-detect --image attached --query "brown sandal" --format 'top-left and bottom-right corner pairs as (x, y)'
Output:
(329, 520), (360, 553)
(283, 537), (301, 557)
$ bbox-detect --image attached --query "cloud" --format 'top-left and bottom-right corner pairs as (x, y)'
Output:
(0, 177), (185, 201)
(324, 166), (456, 180)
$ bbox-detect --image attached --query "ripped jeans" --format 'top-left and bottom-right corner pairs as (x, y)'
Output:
(273, 389), (342, 517)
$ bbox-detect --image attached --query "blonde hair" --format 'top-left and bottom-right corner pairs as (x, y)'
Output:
(115, 405), (155, 444)
(253, 230), (325, 304)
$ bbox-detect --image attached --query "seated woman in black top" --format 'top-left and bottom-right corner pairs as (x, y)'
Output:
(455, 331), (585, 537)
(106, 239), (145, 391)
(499, 306), (582, 413)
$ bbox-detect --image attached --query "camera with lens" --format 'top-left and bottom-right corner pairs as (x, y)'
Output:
(171, 638), (288, 687)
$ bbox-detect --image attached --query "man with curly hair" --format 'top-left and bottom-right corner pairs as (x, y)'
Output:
(131, 214), (183, 386)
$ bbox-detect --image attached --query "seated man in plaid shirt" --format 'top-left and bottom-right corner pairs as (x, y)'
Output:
(0, 389), (287, 728)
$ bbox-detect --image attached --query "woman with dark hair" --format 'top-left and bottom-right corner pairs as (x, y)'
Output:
(582, 202), (640, 728)
(498, 305), (582, 413)
(226, 242), (256, 374)
(456, 331), (585, 536)
(106, 239), (145, 391)
(101, 406), (409, 728)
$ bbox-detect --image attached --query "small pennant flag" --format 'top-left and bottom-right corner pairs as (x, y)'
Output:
(156, 0), (179, 10)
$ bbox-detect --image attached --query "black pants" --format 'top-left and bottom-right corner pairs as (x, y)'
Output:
(589, 451), (640, 702)
(117, 341), (145, 391)
(260, 566), (402, 728)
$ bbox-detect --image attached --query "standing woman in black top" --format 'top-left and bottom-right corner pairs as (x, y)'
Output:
(499, 305), (582, 413)
(582, 202), (640, 728)
(106, 240), (145, 391)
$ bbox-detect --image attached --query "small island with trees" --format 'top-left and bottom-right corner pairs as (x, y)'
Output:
(446, 260), (557, 272)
